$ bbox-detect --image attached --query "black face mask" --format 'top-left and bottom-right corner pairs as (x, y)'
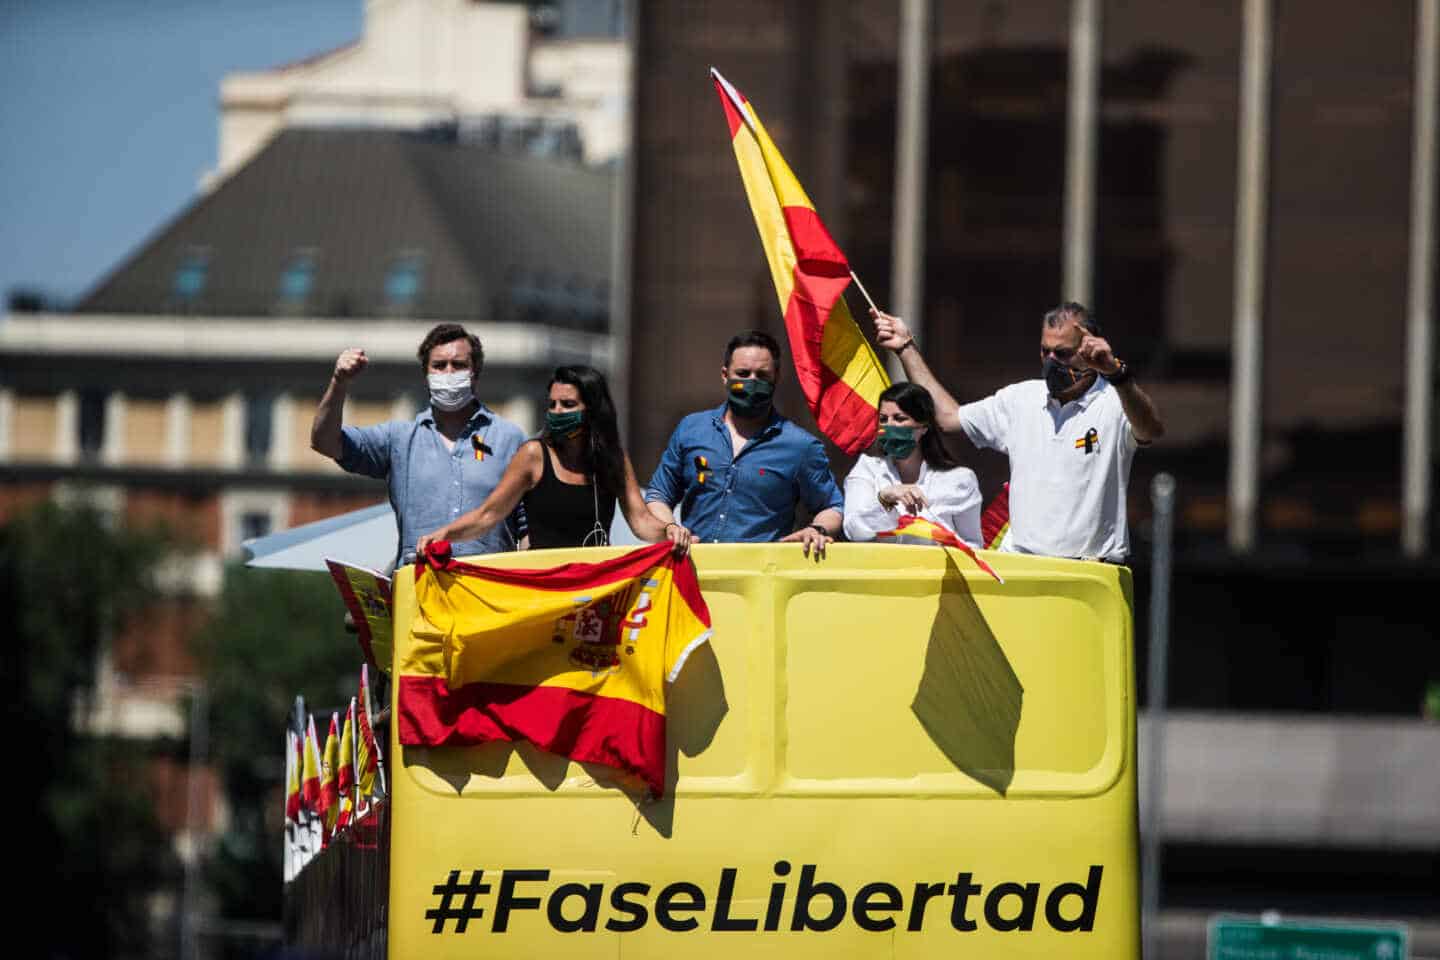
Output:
(726, 376), (775, 417)
(1043, 356), (1086, 397)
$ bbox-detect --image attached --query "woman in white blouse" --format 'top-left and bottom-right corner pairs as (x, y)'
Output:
(843, 382), (983, 545)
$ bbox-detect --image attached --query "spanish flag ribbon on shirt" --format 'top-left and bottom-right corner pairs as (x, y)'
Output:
(711, 68), (890, 456)
(398, 541), (713, 797)
(876, 515), (1006, 585)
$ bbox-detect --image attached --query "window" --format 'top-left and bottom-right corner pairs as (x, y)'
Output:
(78, 389), (106, 458)
(277, 249), (317, 310)
(240, 511), (272, 542)
(244, 393), (273, 466)
(172, 248), (210, 302)
(384, 253), (424, 309)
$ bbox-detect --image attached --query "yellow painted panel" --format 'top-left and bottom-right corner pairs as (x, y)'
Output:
(11, 394), (57, 460)
(289, 399), (341, 472)
(386, 544), (1138, 959)
(188, 401), (226, 467)
(123, 398), (169, 464)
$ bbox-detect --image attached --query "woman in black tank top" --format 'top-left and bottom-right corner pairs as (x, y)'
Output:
(415, 366), (694, 556)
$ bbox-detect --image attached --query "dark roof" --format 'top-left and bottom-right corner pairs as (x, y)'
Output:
(79, 127), (613, 328)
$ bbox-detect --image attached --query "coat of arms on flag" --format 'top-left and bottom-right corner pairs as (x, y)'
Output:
(397, 542), (712, 797)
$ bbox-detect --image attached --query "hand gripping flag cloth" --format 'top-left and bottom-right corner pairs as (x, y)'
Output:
(877, 514), (1006, 584)
(711, 68), (890, 456)
(398, 541), (713, 797)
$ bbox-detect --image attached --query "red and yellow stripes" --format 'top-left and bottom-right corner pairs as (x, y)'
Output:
(711, 68), (889, 455)
(876, 515), (1005, 584)
(398, 542), (712, 797)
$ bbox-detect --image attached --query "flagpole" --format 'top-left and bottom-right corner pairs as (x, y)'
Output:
(848, 269), (881, 315)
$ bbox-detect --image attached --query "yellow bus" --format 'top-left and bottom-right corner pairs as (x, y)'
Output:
(367, 541), (1140, 958)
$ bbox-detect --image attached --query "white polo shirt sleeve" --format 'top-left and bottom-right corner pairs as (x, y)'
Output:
(956, 386), (1016, 454)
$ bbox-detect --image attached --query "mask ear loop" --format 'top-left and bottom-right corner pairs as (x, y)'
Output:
(582, 471), (609, 547)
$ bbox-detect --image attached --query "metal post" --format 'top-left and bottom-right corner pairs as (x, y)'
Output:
(889, 0), (932, 381)
(1404, 0), (1439, 557)
(1063, 0), (1102, 306)
(1143, 472), (1176, 960)
(608, 0), (639, 438)
(1228, 0), (1272, 553)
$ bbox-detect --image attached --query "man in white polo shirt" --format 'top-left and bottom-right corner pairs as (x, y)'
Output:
(870, 302), (1164, 562)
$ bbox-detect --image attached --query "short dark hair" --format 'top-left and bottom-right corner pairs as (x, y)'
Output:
(416, 323), (484, 374)
(878, 381), (960, 470)
(1042, 302), (1100, 336)
(723, 330), (782, 368)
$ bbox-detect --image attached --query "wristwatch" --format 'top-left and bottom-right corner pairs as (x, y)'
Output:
(1106, 359), (1133, 386)
(808, 523), (830, 537)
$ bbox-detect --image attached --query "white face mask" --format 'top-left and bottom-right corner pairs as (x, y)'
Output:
(427, 370), (474, 412)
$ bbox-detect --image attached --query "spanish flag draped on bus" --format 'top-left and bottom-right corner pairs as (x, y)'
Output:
(397, 541), (713, 796)
(711, 68), (889, 456)
(877, 515), (1006, 584)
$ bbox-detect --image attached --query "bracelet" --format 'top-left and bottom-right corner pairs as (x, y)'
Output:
(808, 523), (829, 536)
(1106, 359), (1133, 386)
(664, 521), (678, 531)
(896, 338), (916, 354)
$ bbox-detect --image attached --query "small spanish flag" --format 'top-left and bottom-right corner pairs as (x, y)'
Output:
(876, 515), (1004, 584)
(326, 559), (393, 675)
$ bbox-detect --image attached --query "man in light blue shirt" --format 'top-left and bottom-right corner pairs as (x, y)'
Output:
(645, 330), (843, 556)
(311, 323), (527, 567)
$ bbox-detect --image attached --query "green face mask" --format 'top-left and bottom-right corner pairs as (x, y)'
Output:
(878, 424), (918, 460)
(545, 409), (586, 438)
(726, 376), (775, 417)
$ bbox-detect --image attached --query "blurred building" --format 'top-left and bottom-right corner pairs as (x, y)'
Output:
(211, 0), (628, 181)
(0, 2), (622, 954)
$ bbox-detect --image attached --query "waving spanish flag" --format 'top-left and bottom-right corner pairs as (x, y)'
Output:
(711, 68), (889, 455)
(877, 515), (1005, 584)
(398, 541), (712, 796)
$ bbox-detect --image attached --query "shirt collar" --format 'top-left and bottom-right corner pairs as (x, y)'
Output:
(417, 402), (492, 429)
(1044, 376), (1106, 413)
(710, 401), (785, 439)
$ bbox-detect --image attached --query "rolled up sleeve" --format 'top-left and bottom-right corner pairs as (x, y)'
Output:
(645, 427), (686, 506)
(799, 440), (844, 515)
(337, 422), (393, 479)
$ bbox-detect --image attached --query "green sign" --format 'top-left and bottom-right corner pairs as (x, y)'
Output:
(1209, 916), (1408, 960)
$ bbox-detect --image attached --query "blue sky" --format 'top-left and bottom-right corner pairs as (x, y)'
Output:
(0, 0), (362, 305)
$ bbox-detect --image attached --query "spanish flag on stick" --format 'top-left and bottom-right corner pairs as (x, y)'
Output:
(284, 729), (302, 824)
(301, 714), (323, 812)
(711, 68), (890, 456)
(877, 515), (1006, 585)
(319, 712), (340, 844)
(356, 664), (385, 801)
(398, 541), (713, 797)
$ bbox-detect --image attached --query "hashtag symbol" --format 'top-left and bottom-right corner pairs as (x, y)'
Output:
(425, 869), (490, 933)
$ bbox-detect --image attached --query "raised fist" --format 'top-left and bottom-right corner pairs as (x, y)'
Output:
(333, 348), (368, 382)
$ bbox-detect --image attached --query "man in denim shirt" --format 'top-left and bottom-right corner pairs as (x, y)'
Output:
(645, 331), (843, 557)
(310, 323), (527, 567)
